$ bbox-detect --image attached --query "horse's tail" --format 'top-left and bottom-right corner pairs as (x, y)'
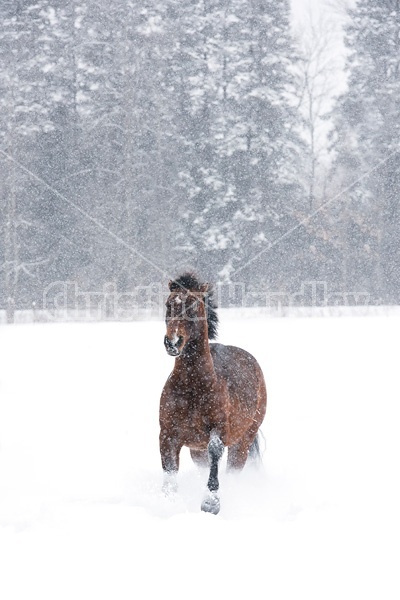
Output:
(248, 430), (266, 465)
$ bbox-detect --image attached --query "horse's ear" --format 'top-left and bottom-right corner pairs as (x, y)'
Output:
(199, 283), (209, 294)
(168, 280), (174, 291)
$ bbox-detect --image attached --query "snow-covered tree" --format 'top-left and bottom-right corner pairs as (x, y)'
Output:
(172, 0), (305, 288)
(0, 1), (58, 319)
(330, 0), (400, 302)
(1, 0), (346, 312)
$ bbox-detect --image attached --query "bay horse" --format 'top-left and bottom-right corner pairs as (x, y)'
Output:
(159, 273), (267, 514)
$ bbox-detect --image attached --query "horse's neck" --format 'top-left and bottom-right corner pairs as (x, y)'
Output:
(175, 334), (215, 379)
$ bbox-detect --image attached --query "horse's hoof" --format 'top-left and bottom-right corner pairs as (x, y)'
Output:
(201, 491), (220, 515)
(162, 482), (178, 497)
(162, 472), (178, 497)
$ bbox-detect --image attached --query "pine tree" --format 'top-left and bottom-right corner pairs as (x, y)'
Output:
(331, 0), (400, 302)
(172, 0), (305, 288)
(0, 1), (58, 318)
(73, 0), (184, 287)
(1, 0), (309, 312)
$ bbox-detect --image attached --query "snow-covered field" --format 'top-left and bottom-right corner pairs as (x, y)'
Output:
(0, 313), (399, 599)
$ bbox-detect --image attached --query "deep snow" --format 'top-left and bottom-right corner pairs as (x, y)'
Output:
(0, 313), (399, 599)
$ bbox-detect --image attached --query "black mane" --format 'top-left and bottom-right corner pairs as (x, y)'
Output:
(169, 273), (219, 340)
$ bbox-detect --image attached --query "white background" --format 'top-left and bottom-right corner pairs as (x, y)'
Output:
(1, 313), (399, 599)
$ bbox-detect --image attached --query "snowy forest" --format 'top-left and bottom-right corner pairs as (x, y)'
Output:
(1, 0), (399, 318)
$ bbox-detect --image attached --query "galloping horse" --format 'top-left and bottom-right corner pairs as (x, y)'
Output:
(159, 273), (267, 514)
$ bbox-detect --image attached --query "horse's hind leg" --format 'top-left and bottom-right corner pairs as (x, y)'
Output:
(227, 428), (259, 471)
(201, 433), (224, 515)
(227, 440), (248, 471)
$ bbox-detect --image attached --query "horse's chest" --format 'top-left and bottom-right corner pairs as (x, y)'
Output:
(172, 391), (222, 430)
(182, 404), (214, 447)
(174, 394), (207, 420)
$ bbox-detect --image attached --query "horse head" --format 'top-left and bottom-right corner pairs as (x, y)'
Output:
(164, 280), (209, 357)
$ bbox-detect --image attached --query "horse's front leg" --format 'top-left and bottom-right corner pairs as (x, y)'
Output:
(160, 430), (181, 496)
(201, 433), (224, 515)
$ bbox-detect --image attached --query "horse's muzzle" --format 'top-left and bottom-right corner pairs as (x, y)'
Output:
(164, 335), (184, 356)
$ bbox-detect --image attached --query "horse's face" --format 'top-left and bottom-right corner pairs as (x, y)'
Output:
(164, 289), (207, 357)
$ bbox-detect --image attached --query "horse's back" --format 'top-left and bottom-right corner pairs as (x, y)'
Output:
(210, 342), (262, 380)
